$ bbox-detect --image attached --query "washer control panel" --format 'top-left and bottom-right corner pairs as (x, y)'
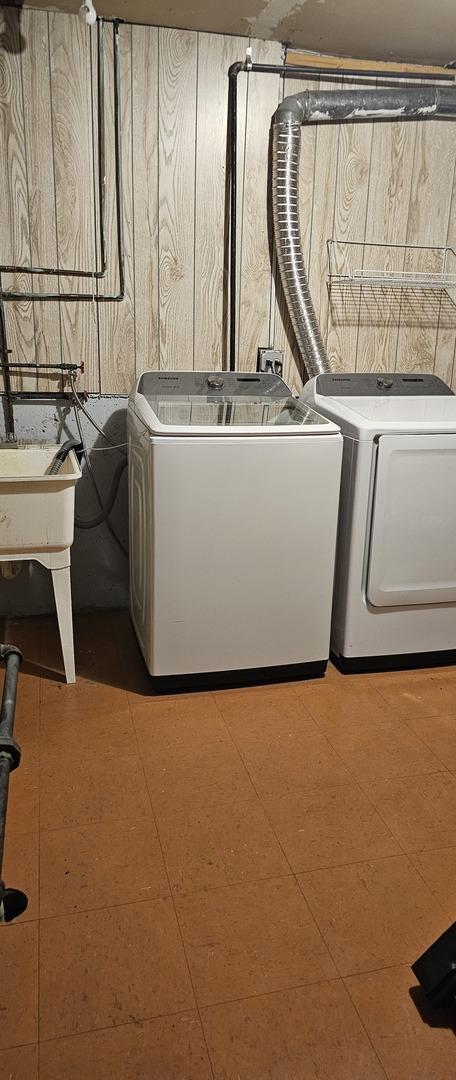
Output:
(316, 373), (454, 396)
(137, 371), (291, 398)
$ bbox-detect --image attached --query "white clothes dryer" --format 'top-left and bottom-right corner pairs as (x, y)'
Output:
(302, 371), (456, 672)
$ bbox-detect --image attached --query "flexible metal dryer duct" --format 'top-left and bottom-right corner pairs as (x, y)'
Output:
(271, 85), (456, 377)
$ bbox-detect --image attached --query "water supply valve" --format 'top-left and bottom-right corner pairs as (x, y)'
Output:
(257, 348), (284, 377)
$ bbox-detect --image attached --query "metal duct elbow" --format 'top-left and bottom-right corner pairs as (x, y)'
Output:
(271, 84), (456, 380)
(272, 121), (330, 377)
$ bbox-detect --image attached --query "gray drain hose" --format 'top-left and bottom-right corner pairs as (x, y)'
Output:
(75, 456), (127, 530)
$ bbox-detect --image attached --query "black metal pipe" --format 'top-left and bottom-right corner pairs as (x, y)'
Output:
(0, 19), (107, 282)
(2, 362), (83, 371)
(0, 647), (22, 879)
(0, 20), (125, 303)
(0, 298), (14, 440)
(8, 391), (73, 400)
(228, 63), (244, 371)
(227, 58), (456, 371)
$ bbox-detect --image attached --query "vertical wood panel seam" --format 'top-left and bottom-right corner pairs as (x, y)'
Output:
(393, 117), (419, 370)
(323, 90), (343, 346)
(354, 102), (376, 371)
(157, 26), (161, 366)
(130, 23), (137, 380)
(268, 67), (285, 351)
(89, 22), (101, 391)
(267, 67), (281, 351)
(46, 11), (63, 380)
(18, 29), (37, 375)
(432, 124), (456, 374)
(306, 78), (319, 285)
(237, 58), (250, 362)
(129, 23), (136, 383)
(192, 31), (199, 370)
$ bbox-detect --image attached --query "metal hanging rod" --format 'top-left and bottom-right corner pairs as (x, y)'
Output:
(2, 362), (84, 372)
(0, 18), (125, 304)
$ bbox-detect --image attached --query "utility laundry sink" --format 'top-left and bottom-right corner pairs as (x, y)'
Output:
(0, 445), (81, 684)
(0, 445), (80, 555)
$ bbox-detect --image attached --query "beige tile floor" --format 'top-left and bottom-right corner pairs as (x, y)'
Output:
(1, 612), (456, 1078)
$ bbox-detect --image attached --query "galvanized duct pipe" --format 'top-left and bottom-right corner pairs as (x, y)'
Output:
(271, 85), (456, 378)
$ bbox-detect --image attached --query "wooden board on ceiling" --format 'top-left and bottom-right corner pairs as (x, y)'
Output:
(286, 50), (455, 79)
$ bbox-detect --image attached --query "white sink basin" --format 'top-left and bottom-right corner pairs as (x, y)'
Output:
(0, 446), (81, 555)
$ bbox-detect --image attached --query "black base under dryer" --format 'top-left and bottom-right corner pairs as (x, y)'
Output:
(331, 649), (456, 675)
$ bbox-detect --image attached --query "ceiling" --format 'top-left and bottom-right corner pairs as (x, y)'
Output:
(24, 0), (456, 65)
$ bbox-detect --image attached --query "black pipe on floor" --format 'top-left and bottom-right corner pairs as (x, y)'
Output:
(0, 644), (28, 923)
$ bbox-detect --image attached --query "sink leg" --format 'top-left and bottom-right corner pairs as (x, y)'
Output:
(51, 566), (76, 684)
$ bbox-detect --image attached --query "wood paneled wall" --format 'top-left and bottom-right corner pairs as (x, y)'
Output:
(1, 6), (456, 394)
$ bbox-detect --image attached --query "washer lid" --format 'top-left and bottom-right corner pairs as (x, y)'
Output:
(132, 393), (339, 436)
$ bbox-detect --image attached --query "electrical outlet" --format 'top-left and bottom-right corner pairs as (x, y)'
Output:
(257, 348), (284, 376)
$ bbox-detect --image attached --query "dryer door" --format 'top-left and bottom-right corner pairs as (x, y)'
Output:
(367, 433), (456, 607)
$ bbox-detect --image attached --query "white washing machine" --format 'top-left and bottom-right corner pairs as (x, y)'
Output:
(128, 370), (342, 688)
(302, 372), (456, 672)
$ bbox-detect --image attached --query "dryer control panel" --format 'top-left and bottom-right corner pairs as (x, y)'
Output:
(316, 373), (454, 396)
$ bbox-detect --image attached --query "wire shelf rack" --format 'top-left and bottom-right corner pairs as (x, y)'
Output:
(327, 240), (456, 291)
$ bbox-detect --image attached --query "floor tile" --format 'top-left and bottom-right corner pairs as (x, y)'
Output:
(377, 673), (456, 720)
(132, 697), (231, 756)
(326, 720), (442, 781)
(295, 683), (396, 734)
(213, 683), (296, 712)
(39, 707), (135, 762)
(11, 706), (40, 759)
(362, 772), (456, 853)
(0, 1043), (39, 1079)
(215, 684), (314, 729)
(39, 898), (195, 1040)
(411, 847), (456, 920)
(40, 819), (169, 917)
(0, 921), (38, 1049)
(39, 674), (129, 722)
(220, 702), (320, 753)
(201, 980), (386, 1080)
(264, 785), (401, 872)
(6, 761), (39, 836)
(175, 876), (336, 1006)
(298, 856), (448, 976)
(142, 740), (254, 814)
(345, 964), (456, 1080)
(157, 797), (289, 895)
(406, 713), (456, 772)
(1, 831), (39, 921)
(39, 1012), (212, 1080)
(235, 728), (352, 799)
(40, 752), (151, 830)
